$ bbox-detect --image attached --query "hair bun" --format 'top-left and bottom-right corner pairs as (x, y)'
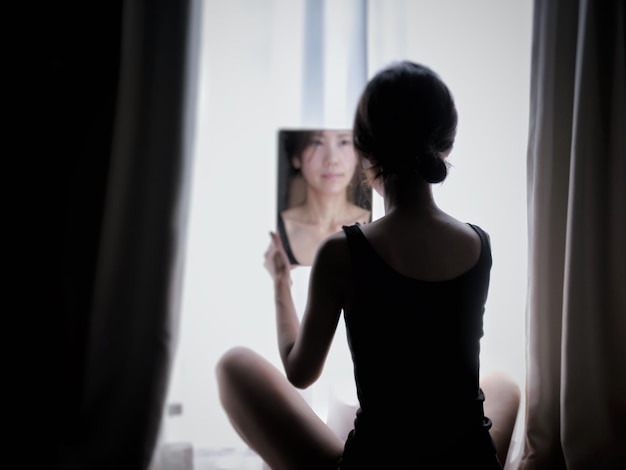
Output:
(417, 153), (447, 183)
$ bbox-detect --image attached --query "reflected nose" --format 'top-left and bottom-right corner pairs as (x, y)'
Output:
(324, 145), (340, 166)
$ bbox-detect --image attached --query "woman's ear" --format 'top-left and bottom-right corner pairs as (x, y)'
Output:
(292, 156), (301, 170)
(358, 155), (384, 198)
(360, 155), (373, 170)
(440, 146), (453, 160)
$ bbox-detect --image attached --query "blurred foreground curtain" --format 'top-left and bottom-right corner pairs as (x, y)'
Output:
(48, 0), (201, 468)
(522, 1), (626, 469)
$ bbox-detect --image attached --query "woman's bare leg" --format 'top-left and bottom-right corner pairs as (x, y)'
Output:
(325, 392), (359, 441)
(481, 371), (522, 466)
(215, 346), (344, 470)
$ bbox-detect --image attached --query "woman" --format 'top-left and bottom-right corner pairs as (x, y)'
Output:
(217, 61), (517, 468)
(278, 129), (371, 266)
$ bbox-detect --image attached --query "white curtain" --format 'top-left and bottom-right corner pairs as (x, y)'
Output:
(161, 0), (369, 460)
(521, 0), (626, 468)
(162, 1), (532, 468)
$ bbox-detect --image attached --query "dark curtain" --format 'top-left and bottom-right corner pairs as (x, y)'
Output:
(521, 0), (626, 468)
(29, 1), (200, 468)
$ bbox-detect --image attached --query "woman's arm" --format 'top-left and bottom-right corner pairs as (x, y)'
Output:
(264, 231), (348, 389)
(264, 232), (299, 364)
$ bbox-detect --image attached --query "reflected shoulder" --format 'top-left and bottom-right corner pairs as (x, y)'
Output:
(281, 206), (305, 222)
(348, 203), (371, 225)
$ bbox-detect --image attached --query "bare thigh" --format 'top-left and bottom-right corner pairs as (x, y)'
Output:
(481, 371), (521, 466)
(216, 346), (345, 470)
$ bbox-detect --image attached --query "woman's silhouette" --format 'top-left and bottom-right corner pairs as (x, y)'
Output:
(217, 61), (519, 469)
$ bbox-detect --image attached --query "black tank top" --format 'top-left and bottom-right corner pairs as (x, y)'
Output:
(339, 223), (501, 469)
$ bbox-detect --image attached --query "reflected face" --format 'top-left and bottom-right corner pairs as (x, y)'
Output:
(294, 130), (358, 195)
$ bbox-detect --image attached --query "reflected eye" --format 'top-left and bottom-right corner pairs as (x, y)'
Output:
(309, 139), (324, 147)
(339, 139), (352, 146)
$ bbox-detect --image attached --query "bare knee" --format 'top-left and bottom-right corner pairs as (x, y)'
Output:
(481, 371), (521, 411)
(481, 371), (521, 465)
(215, 346), (257, 387)
(215, 346), (254, 373)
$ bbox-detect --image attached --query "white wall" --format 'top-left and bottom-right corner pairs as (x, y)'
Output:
(163, 0), (533, 457)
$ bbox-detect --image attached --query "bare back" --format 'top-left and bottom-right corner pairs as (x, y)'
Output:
(357, 210), (482, 282)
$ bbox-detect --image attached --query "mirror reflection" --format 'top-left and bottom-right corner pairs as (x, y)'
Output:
(277, 129), (373, 266)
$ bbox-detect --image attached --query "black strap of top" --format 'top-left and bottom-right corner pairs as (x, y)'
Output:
(342, 224), (368, 274)
(468, 224), (492, 269)
(277, 214), (300, 266)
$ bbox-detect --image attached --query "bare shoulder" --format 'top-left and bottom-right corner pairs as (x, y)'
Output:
(305, 230), (351, 306)
(311, 230), (351, 279)
(423, 216), (487, 279)
(316, 230), (350, 265)
(439, 213), (482, 242)
(360, 212), (485, 280)
(437, 215), (486, 268)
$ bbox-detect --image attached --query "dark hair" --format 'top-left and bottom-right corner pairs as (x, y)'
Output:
(283, 130), (315, 176)
(353, 61), (457, 185)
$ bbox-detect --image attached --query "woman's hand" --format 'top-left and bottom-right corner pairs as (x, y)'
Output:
(264, 232), (293, 284)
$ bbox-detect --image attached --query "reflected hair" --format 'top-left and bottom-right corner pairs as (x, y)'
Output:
(353, 61), (457, 185)
(283, 130), (315, 176)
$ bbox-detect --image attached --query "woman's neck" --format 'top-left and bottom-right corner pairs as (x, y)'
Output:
(302, 191), (351, 228)
(383, 179), (439, 218)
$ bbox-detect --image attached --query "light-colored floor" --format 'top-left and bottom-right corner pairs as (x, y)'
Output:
(194, 447), (263, 470)
(156, 443), (264, 470)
